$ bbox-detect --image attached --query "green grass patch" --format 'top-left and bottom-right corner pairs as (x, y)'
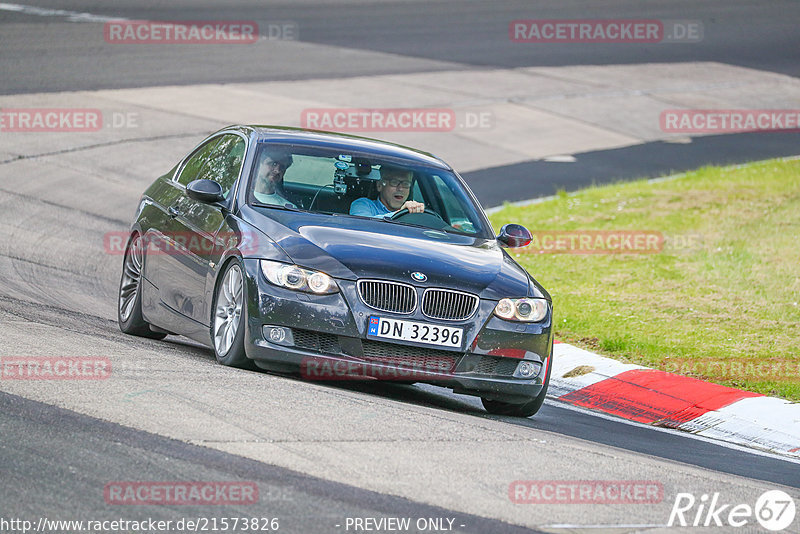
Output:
(489, 158), (800, 400)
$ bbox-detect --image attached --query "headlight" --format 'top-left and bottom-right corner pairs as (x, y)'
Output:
(260, 260), (338, 294)
(494, 298), (548, 322)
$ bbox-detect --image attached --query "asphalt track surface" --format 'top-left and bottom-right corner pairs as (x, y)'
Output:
(1, 0), (799, 94)
(0, 391), (540, 534)
(0, 298), (798, 530)
(3, 1), (799, 203)
(466, 131), (800, 207)
(1, 2), (800, 533)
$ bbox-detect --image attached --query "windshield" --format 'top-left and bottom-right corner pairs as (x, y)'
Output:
(246, 142), (492, 238)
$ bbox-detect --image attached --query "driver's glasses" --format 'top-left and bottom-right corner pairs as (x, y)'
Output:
(384, 179), (412, 189)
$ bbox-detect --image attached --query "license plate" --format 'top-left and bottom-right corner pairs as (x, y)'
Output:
(367, 316), (463, 349)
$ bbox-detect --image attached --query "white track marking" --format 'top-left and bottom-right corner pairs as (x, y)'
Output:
(544, 399), (800, 466)
(0, 3), (126, 23)
(543, 524), (667, 529)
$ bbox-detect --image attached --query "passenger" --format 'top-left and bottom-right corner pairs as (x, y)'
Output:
(253, 148), (296, 208)
(349, 165), (424, 217)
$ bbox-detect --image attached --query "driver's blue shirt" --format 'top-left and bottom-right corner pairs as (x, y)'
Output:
(349, 197), (395, 218)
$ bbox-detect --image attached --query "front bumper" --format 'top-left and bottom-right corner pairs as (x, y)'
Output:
(241, 259), (553, 403)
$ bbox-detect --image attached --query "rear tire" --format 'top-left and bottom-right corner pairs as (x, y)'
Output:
(211, 260), (254, 369)
(481, 350), (552, 417)
(118, 233), (168, 340)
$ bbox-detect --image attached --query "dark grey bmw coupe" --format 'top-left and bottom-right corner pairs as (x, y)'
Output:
(118, 125), (553, 416)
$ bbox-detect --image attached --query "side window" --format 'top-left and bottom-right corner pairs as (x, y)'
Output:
(176, 138), (220, 186)
(196, 134), (247, 198)
(431, 175), (477, 234)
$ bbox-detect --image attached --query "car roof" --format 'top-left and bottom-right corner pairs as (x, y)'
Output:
(219, 125), (452, 171)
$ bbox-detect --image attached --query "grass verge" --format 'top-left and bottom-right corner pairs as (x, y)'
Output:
(489, 158), (800, 400)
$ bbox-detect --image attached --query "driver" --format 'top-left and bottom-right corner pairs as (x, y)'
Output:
(253, 148), (296, 208)
(349, 165), (424, 217)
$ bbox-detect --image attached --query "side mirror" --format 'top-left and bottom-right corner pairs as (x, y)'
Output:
(186, 179), (225, 204)
(497, 223), (532, 248)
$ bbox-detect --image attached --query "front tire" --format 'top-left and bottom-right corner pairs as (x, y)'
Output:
(118, 233), (168, 340)
(211, 260), (253, 369)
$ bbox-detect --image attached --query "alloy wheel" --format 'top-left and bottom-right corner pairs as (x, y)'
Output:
(119, 235), (144, 322)
(214, 264), (243, 355)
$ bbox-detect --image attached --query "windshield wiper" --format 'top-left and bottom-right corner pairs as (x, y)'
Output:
(253, 203), (346, 217)
(252, 202), (303, 212)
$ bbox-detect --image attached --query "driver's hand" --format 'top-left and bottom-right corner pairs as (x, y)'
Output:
(402, 200), (425, 213)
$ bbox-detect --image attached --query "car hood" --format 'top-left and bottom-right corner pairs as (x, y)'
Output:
(242, 207), (539, 300)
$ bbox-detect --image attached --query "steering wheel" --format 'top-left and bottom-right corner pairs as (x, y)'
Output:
(386, 208), (445, 222)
